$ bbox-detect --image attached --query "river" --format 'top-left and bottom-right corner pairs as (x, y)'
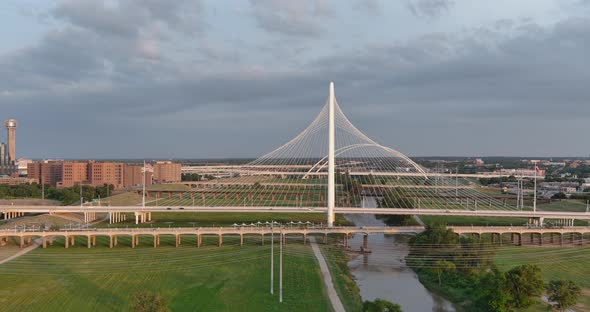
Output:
(345, 197), (457, 312)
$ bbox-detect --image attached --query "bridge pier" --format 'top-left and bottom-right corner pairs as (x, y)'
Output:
(109, 236), (113, 248)
(42, 237), (47, 248)
(197, 235), (202, 248)
(154, 235), (158, 248)
(363, 234), (368, 250)
(240, 234), (244, 246)
(87, 236), (91, 248)
(218, 234), (223, 247)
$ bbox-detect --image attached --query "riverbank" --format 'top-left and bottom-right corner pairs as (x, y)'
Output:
(345, 213), (457, 312)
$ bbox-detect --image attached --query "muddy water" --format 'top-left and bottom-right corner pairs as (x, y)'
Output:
(346, 198), (457, 312)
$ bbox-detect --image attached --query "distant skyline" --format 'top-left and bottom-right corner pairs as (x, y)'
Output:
(2, 0), (590, 159)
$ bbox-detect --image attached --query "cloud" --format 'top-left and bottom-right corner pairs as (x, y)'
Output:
(2, 1), (590, 157)
(249, 0), (333, 37)
(406, 0), (454, 18)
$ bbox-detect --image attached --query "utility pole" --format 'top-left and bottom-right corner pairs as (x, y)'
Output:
(270, 225), (274, 295)
(533, 162), (538, 213)
(142, 160), (146, 209)
(279, 229), (283, 303)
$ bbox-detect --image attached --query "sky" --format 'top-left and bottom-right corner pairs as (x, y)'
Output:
(1, 0), (590, 159)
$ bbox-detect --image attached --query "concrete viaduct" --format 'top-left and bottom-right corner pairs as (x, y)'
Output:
(1, 226), (589, 250)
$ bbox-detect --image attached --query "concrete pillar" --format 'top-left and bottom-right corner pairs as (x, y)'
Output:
(87, 236), (91, 248)
(109, 236), (113, 248)
(148, 212), (151, 222)
(197, 235), (202, 248)
(539, 233), (543, 246)
(65, 236), (69, 249)
(132, 235), (135, 248)
(218, 234), (223, 247)
(20, 236), (24, 249)
(71, 236), (75, 246)
(154, 235), (158, 248)
(157, 235), (160, 246)
(50, 237), (54, 246)
(240, 234), (244, 246)
(363, 234), (368, 250)
(114, 235), (118, 246)
(517, 233), (522, 246)
(560, 233), (564, 246)
(93, 236), (96, 246)
(135, 213), (139, 225)
(175, 235), (179, 247)
(42, 237), (47, 248)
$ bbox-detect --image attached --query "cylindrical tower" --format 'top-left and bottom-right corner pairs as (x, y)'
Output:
(4, 118), (17, 163)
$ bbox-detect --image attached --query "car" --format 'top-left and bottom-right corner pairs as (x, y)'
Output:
(179, 207), (184, 210)
(166, 207), (171, 210)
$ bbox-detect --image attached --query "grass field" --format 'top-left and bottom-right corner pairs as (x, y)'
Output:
(419, 215), (528, 226)
(0, 236), (332, 312)
(495, 246), (590, 311)
(95, 212), (351, 228)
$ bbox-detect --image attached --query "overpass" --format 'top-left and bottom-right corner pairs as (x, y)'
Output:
(1, 226), (588, 249)
(1, 205), (589, 225)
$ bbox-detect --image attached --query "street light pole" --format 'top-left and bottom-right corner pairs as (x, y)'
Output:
(279, 228), (283, 303)
(270, 226), (274, 295)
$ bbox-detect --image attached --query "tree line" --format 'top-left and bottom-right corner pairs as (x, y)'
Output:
(0, 183), (114, 206)
(407, 224), (581, 311)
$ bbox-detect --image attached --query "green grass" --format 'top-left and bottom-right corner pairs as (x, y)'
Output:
(94, 212), (351, 228)
(420, 215), (528, 226)
(319, 243), (363, 311)
(495, 246), (590, 311)
(0, 236), (332, 312)
(537, 200), (588, 212)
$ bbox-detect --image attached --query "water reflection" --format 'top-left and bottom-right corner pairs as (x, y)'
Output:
(346, 198), (456, 312)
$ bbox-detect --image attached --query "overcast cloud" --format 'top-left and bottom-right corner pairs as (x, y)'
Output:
(1, 0), (590, 159)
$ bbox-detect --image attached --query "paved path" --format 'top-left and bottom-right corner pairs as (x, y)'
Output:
(309, 237), (345, 312)
(0, 239), (40, 265)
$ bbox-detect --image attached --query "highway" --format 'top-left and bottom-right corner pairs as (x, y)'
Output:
(1, 205), (589, 220)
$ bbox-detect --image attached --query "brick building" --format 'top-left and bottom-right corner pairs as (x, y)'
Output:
(153, 161), (182, 183)
(124, 164), (153, 188)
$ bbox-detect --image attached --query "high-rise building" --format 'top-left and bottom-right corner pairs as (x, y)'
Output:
(28, 161), (64, 186)
(4, 118), (17, 162)
(153, 161), (182, 183)
(28, 160), (126, 189)
(0, 142), (17, 176)
(88, 161), (124, 189)
(124, 164), (153, 188)
(59, 161), (89, 188)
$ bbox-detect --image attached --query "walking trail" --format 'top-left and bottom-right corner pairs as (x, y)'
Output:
(309, 237), (345, 312)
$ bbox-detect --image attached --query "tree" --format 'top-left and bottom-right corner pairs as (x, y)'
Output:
(504, 264), (544, 309)
(551, 192), (567, 199)
(131, 291), (170, 312)
(362, 298), (402, 312)
(547, 280), (581, 312)
(476, 268), (510, 312)
(433, 260), (456, 286)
